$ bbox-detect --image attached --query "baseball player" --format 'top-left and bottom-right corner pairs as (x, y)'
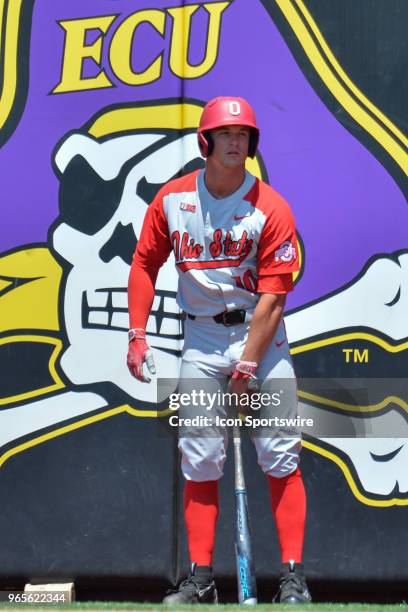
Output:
(127, 97), (311, 604)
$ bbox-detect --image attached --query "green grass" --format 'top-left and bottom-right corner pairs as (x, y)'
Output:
(1, 604), (407, 611)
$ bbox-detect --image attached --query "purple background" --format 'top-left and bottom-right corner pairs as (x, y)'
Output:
(1, 0), (406, 310)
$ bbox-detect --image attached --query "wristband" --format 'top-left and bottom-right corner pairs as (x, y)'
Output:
(234, 360), (258, 379)
(128, 328), (147, 342)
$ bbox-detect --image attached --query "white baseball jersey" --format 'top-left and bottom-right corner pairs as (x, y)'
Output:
(134, 169), (299, 316)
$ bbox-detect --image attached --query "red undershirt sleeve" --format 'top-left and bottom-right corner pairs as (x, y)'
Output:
(128, 190), (173, 329)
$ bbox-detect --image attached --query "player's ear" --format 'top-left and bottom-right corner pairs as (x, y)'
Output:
(198, 132), (208, 157)
(205, 131), (214, 156)
(199, 130), (214, 157)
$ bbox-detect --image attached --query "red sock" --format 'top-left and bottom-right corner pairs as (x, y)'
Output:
(267, 467), (306, 563)
(184, 480), (219, 566)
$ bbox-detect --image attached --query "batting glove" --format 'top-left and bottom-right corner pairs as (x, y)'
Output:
(232, 360), (258, 380)
(127, 328), (156, 383)
(228, 360), (258, 396)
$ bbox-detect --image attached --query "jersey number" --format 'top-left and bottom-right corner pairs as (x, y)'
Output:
(232, 270), (257, 292)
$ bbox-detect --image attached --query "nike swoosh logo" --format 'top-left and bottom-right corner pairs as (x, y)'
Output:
(234, 214), (250, 220)
(276, 340), (285, 347)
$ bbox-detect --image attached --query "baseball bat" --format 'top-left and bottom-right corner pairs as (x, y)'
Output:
(233, 423), (258, 605)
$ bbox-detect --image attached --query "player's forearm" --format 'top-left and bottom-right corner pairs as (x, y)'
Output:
(128, 259), (158, 329)
(240, 293), (286, 364)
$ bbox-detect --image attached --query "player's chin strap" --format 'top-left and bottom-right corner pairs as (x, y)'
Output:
(231, 360), (258, 380)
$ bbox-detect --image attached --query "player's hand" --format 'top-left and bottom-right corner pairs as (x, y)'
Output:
(228, 360), (258, 399)
(127, 328), (156, 383)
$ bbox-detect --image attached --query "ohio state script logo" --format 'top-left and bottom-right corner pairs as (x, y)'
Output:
(172, 231), (204, 260)
(209, 229), (253, 258)
(171, 229), (253, 265)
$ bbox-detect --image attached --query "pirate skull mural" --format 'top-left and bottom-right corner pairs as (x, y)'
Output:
(48, 101), (407, 499)
(1, 100), (406, 506)
(51, 106), (207, 403)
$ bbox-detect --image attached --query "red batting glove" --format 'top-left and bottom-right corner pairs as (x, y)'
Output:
(127, 328), (156, 383)
(228, 360), (258, 397)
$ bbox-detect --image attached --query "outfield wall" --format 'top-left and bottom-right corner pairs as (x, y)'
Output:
(0, 0), (407, 593)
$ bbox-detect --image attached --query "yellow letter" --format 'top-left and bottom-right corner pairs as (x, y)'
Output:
(342, 348), (353, 363)
(354, 349), (369, 363)
(109, 10), (165, 86)
(168, 2), (231, 79)
(53, 16), (115, 93)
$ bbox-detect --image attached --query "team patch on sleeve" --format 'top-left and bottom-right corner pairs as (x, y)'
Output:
(274, 240), (296, 263)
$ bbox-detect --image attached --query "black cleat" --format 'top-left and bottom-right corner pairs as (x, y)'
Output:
(273, 560), (312, 604)
(163, 563), (218, 605)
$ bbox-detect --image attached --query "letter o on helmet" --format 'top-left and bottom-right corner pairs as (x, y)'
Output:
(197, 96), (259, 158)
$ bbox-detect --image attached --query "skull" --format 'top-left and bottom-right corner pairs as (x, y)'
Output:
(51, 129), (204, 403)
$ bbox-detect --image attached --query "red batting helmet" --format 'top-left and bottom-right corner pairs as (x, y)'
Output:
(198, 96), (259, 158)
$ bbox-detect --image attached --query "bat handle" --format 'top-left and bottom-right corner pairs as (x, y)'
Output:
(233, 424), (245, 491)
